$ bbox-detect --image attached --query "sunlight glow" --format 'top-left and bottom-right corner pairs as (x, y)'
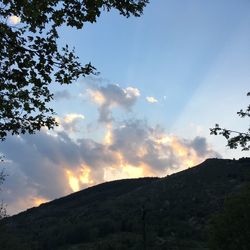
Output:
(33, 197), (48, 207)
(66, 170), (80, 192)
(88, 89), (105, 105)
(123, 164), (144, 177)
(103, 149), (154, 181)
(65, 130), (206, 194)
(80, 167), (94, 184)
(103, 164), (148, 181)
(152, 135), (202, 171)
(153, 135), (173, 144)
(185, 159), (196, 168)
(171, 138), (201, 169)
(66, 166), (94, 192)
(104, 124), (113, 145)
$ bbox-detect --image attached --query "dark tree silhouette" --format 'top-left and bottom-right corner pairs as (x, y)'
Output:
(210, 92), (250, 150)
(0, 0), (149, 140)
(209, 92), (250, 248)
(0, 168), (6, 219)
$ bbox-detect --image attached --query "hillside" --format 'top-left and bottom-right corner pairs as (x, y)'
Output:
(0, 158), (250, 250)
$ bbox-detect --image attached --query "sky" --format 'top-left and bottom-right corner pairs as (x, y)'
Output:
(1, 0), (250, 215)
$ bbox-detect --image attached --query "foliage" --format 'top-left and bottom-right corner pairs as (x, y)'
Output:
(0, 167), (7, 220)
(0, 0), (149, 140)
(210, 92), (250, 150)
(208, 184), (250, 250)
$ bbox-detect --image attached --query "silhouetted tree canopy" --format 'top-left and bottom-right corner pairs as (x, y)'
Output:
(210, 92), (250, 150)
(0, 0), (149, 140)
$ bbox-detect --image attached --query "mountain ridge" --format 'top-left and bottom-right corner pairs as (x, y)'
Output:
(1, 157), (250, 250)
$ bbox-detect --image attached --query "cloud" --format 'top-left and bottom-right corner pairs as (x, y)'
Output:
(188, 136), (215, 157)
(8, 15), (21, 25)
(110, 120), (220, 175)
(54, 113), (85, 133)
(61, 113), (85, 132)
(53, 90), (72, 100)
(0, 134), (72, 214)
(63, 113), (85, 123)
(0, 131), (117, 214)
(87, 83), (140, 123)
(0, 120), (220, 215)
(146, 96), (158, 103)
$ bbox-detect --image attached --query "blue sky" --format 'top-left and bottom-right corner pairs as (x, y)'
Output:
(54, 0), (250, 153)
(1, 0), (250, 214)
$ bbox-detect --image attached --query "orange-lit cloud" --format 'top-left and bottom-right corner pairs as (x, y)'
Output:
(33, 197), (49, 207)
(66, 166), (95, 192)
(104, 124), (113, 145)
(0, 119), (220, 215)
(151, 134), (211, 173)
(4, 194), (49, 215)
(87, 89), (106, 105)
(66, 170), (80, 192)
(104, 165), (146, 181)
(62, 121), (219, 193)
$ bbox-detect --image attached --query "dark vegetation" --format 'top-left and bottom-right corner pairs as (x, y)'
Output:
(0, 167), (6, 219)
(208, 183), (250, 250)
(211, 92), (250, 151)
(0, 158), (250, 250)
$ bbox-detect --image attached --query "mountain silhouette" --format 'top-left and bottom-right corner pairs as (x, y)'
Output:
(0, 158), (250, 250)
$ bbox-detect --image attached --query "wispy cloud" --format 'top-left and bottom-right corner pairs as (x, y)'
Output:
(146, 96), (158, 103)
(53, 90), (72, 101)
(63, 113), (85, 123)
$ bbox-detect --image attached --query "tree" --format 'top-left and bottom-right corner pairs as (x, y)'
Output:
(0, 0), (149, 140)
(209, 92), (250, 249)
(210, 92), (250, 150)
(0, 167), (7, 220)
(208, 185), (250, 250)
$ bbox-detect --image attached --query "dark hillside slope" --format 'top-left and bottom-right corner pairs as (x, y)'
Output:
(0, 158), (250, 250)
